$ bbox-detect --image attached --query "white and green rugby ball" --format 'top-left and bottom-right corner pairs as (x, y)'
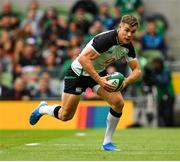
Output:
(108, 72), (125, 91)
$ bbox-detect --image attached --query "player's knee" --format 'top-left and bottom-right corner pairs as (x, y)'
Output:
(61, 115), (73, 121)
(113, 99), (124, 110)
(61, 112), (73, 121)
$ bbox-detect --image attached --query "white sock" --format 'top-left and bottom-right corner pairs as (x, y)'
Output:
(103, 112), (120, 145)
(39, 104), (60, 116)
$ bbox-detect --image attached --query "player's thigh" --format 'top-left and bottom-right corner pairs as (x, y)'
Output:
(97, 87), (124, 112)
(61, 92), (81, 116)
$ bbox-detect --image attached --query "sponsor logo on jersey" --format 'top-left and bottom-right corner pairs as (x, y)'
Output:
(120, 47), (129, 55)
(105, 58), (115, 64)
(76, 87), (83, 93)
(108, 46), (116, 53)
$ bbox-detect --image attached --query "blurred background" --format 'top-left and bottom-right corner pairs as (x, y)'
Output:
(0, 0), (180, 128)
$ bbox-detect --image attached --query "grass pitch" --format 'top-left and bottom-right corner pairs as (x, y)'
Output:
(0, 128), (180, 161)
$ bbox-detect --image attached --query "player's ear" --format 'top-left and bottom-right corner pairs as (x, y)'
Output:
(118, 23), (123, 30)
(118, 24), (121, 29)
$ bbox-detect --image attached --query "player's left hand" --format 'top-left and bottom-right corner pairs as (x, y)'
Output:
(120, 79), (127, 91)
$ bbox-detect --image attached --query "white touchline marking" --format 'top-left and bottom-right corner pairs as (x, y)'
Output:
(54, 143), (88, 146)
(25, 143), (41, 146)
(75, 132), (86, 136)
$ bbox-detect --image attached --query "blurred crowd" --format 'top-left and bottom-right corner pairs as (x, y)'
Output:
(0, 0), (174, 104)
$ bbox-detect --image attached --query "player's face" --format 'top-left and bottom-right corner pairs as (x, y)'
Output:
(118, 23), (137, 44)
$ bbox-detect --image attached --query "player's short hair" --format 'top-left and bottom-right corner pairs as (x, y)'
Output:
(121, 15), (139, 27)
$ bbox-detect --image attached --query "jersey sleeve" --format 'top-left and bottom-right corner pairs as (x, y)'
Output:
(123, 43), (137, 62)
(91, 30), (117, 54)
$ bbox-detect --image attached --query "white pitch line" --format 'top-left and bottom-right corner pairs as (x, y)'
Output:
(54, 143), (89, 146)
(75, 132), (86, 136)
(25, 143), (41, 146)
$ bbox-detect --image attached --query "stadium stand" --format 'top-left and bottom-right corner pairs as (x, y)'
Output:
(0, 0), (180, 126)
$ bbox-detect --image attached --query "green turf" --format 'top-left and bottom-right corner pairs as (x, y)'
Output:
(0, 128), (180, 160)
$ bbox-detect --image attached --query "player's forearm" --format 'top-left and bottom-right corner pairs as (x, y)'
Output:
(78, 56), (101, 84)
(125, 69), (142, 86)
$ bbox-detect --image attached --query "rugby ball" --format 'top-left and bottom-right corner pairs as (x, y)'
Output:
(108, 72), (125, 91)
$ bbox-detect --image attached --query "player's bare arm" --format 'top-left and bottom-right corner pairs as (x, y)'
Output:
(123, 59), (142, 89)
(78, 46), (116, 92)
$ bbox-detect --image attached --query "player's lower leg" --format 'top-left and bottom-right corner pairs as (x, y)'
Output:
(39, 103), (61, 118)
(29, 101), (61, 125)
(102, 108), (122, 151)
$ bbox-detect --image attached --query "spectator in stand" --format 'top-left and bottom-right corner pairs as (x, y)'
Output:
(13, 23), (34, 41)
(69, 7), (91, 34)
(111, 5), (122, 29)
(41, 51), (62, 80)
(152, 58), (175, 127)
(25, 0), (44, 45)
(42, 15), (69, 47)
(150, 13), (169, 37)
(69, 31), (84, 49)
(0, 31), (14, 60)
(131, 0), (145, 22)
(0, 43), (13, 88)
(68, 21), (79, 39)
(94, 3), (115, 30)
(42, 40), (65, 66)
(0, 0), (21, 31)
(40, 6), (58, 30)
(114, 0), (144, 15)
(9, 77), (31, 100)
(13, 39), (24, 67)
(143, 58), (175, 127)
(70, 0), (98, 17)
(140, 17), (168, 60)
(20, 8), (42, 37)
(0, 30), (10, 44)
(114, 0), (145, 39)
(16, 37), (41, 68)
(61, 46), (80, 79)
(14, 37), (42, 89)
(27, 0), (44, 24)
(130, 0), (145, 38)
(37, 71), (62, 98)
(32, 74), (56, 100)
(0, 84), (12, 100)
(84, 20), (105, 44)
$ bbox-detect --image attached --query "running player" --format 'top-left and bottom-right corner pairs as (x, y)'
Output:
(29, 15), (141, 151)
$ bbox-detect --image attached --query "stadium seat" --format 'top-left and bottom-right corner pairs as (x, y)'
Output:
(142, 49), (163, 63)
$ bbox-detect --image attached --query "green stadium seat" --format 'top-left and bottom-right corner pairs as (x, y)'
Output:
(142, 49), (163, 63)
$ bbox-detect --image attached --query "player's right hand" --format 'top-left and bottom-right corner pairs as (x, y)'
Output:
(99, 75), (116, 92)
